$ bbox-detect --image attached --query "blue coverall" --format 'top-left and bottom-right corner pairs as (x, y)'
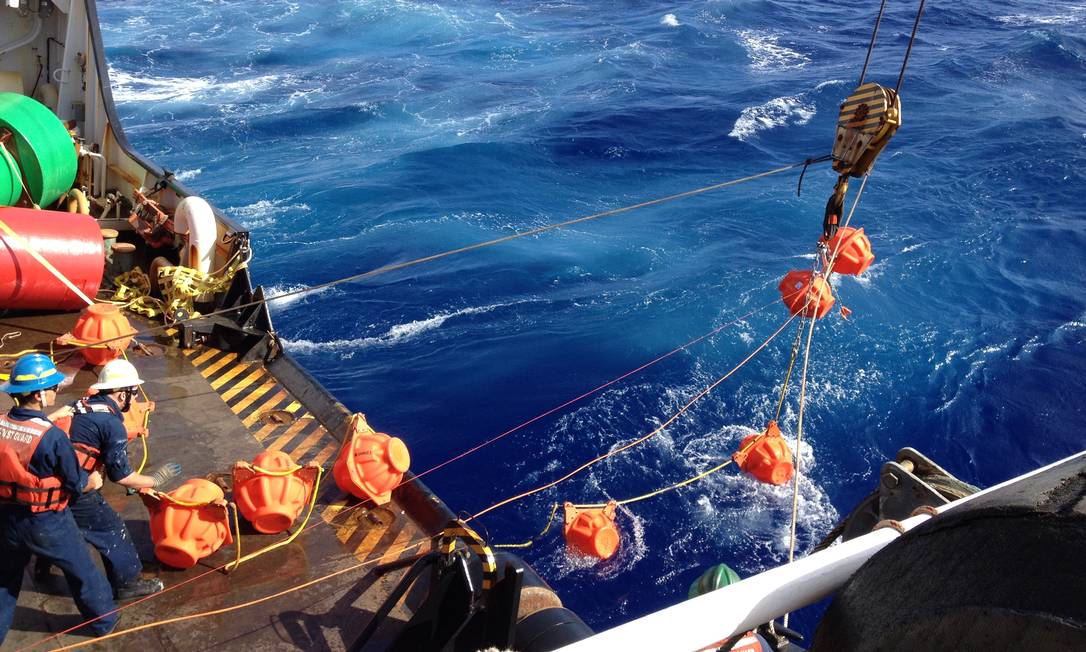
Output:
(67, 395), (143, 589)
(0, 407), (118, 643)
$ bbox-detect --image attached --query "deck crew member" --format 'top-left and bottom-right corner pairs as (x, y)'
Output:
(0, 354), (118, 642)
(65, 359), (179, 601)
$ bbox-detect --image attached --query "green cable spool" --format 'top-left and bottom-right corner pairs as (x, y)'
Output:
(688, 563), (742, 599)
(0, 145), (20, 207)
(0, 92), (77, 207)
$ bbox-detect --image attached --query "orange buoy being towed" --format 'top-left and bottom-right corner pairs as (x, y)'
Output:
(732, 421), (794, 486)
(823, 226), (875, 276)
(58, 303), (136, 365)
(142, 478), (232, 569)
(332, 414), (410, 505)
(779, 270), (835, 319)
(233, 451), (319, 534)
(563, 501), (621, 560)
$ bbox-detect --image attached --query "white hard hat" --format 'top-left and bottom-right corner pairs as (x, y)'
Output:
(90, 359), (145, 391)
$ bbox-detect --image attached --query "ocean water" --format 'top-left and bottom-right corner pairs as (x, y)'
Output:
(99, 0), (1086, 640)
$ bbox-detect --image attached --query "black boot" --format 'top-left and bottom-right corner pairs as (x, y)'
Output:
(33, 556), (53, 583)
(115, 577), (164, 600)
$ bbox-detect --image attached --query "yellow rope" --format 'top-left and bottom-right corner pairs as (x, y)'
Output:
(469, 313), (798, 522)
(227, 465), (325, 572)
(135, 434), (149, 475)
(493, 502), (562, 549)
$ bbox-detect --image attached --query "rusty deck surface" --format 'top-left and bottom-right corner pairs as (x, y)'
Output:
(0, 312), (441, 651)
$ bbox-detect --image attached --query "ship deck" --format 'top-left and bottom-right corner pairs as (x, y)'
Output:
(0, 311), (446, 651)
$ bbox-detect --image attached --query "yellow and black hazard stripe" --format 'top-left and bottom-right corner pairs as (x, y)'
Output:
(837, 82), (890, 133)
(183, 347), (341, 468)
(440, 520), (498, 590)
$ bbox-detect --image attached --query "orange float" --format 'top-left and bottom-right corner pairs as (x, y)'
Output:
(57, 303), (136, 365)
(332, 414), (410, 505)
(142, 478), (232, 569)
(233, 451), (320, 534)
(778, 270), (835, 319)
(823, 226), (874, 276)
(732, 421), (794, 486)
(563, 501), (621, 560)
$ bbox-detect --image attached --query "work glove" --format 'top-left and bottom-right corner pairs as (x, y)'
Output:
(149, 461), (182, 489)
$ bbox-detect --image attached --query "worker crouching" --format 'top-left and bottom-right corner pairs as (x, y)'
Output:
(0, 354), (118, 642)
(62, 359), (180, 601)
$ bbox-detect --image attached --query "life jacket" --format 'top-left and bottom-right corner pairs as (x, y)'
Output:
(0, 414), (70, 512)
(67, 398), (120, 473)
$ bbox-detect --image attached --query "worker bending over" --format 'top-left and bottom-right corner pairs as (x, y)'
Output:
(64, 359), (179, 600)
(0, 354), (118, 642)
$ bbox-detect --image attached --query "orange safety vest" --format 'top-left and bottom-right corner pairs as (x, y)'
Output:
(67, 398), (118, 473)
(0, 414), (70, 512)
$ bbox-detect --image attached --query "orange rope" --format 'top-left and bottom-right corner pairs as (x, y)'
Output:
(47, 536), (436, 651)
(468, 312), (799, 522)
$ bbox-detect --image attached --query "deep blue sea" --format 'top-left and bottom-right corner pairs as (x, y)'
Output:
(99, 0), (1086, 641)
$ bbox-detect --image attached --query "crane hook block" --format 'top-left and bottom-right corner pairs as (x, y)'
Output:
(832, 82), (901, 178)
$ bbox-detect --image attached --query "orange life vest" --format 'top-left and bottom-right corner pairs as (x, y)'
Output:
(67, 398), (118, 473)
(0, 414), (70, 512)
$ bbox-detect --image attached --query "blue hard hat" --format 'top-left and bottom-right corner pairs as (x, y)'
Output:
(1, 353), (63, 394)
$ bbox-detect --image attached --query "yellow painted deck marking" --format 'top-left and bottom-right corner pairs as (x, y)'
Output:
(283, 401), (303, 414)
(352, 520), (390, 559)
(210, 361), (251, 390)
(198, 354), (236, 378)
(242, 390), (290, 427)
(310, 440), (340, 468)
(230, 379), (279, 415)
(265, 416), (313, 450)
(282, 425), (330, 460)
(379, 528), (417, 564)
(220, 367), (268, 402)
(191, 348), (222, 367)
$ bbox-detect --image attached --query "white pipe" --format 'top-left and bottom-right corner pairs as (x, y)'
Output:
(0, 13), (41, 58)
(79, 147), (105, 198)
(559, 450), (1086, 652)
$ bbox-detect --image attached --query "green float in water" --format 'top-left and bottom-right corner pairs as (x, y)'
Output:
(0, 92), (77, 207)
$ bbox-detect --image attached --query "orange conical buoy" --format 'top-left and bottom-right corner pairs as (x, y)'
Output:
(332, 414), (410, 505)
(732, 421), (794, 485)
(233, 451), (319, 534)
(779, 270), (835, 319)
(143, 478), (232, 569)
(563, 501), (621, 560)
(823, 226), (874, 276)
(62, 303), (137, 365)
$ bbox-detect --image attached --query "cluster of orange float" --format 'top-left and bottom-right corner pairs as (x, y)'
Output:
(142, 418), (412, 570)
(61, 228), (875, 567)
(565, 227), (876, 561)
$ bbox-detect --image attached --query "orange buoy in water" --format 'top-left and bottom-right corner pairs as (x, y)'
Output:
(732, 421), (794, 485)
(779, 270), (835, 319)
(332, 414), (410, 505)
(233, 451), (319, 534)
(142, 478), (232, 569)
(59, 303), (136, 365)
(563, 501), (621, 560)
(823, 226), (874, 276)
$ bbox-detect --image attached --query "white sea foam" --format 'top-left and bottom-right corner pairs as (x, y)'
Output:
(995, 13), (1080, 27)
(174, 168), (202, 182)
(284, 303), (505, 355)
(736, 30), (810, 71)
(729, 95), (815, 141)
(107, 68), (279, 103)
(224, 198), (311, 229)
(661, 13), (680, 28)
(263, 284), (335, 310)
